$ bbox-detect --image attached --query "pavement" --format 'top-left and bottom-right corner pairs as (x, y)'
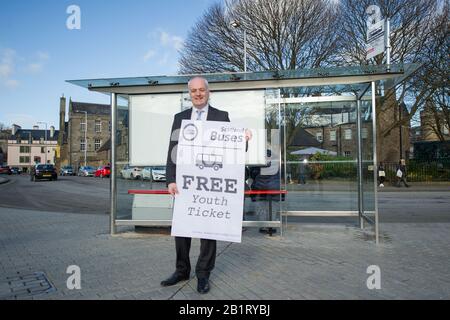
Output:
(0, 201), (449, 300)
(0, 176), (9, 184)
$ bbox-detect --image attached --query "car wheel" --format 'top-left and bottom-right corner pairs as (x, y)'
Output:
(199, 164), (204, 169)
(100, 173), (103, 178)
(213, 165), (220, 171)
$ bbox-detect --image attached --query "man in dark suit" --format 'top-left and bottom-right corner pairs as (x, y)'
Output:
(161, 76), (231, 294)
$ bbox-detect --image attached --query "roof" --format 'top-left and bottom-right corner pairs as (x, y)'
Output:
(67, 64), (420, 95)
(288, 128), (321, 147)
(71, 101), (110, 115)
(9, 129), (59, 141)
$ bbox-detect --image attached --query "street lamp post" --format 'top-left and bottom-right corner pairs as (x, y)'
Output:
(230, 20), (247, 72)
(37, 121), (47, 164)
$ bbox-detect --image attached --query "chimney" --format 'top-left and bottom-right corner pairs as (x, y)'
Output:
(50, 126), (55, 138)
(59, 95), (66, 142)
(12, 124), (21, 135)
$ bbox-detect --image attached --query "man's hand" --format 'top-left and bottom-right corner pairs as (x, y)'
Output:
(168, 183), (179, 196)
(245, 129), (253, 141)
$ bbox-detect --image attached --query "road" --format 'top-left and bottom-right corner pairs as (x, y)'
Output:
(0, 174), (449, 223)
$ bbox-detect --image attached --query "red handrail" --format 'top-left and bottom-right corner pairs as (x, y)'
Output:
(128, 189), (287, 195)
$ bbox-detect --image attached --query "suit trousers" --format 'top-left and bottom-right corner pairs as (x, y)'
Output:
(175, 237), (216, 279)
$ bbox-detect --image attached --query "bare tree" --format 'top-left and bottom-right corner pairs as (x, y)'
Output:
(179, 0), (340, 74)
(336, 0), (447, 160)
(416, 2), (449, 142)
(179, 0), (448, 161)
(179, 0), (341, 146)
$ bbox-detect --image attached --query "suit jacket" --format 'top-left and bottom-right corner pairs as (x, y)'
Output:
(166, 105), (230, 185)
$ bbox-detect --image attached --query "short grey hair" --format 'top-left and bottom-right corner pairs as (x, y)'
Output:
(188, 77), (209, 90)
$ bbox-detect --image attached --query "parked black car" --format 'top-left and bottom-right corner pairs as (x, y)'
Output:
(31, 164), (58, 181)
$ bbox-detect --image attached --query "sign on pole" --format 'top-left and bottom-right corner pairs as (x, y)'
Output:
(366, 18), (385, 60)
(171, 120), (246, 243)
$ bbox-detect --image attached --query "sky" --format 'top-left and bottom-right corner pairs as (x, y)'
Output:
(0, 0), (218, 130)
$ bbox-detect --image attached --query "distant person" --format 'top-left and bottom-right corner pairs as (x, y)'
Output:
(298, 158), (308, 185)
(396, 159), (410, 187)
(378, 162), (386, 187)
(249, 149), (281, 234)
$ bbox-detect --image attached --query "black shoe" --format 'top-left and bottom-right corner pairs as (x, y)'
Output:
(197, 277), (210, 294)
(160, 273), (190, 287)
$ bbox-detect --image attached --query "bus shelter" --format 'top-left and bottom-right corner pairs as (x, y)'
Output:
(68, 64), (417, 243)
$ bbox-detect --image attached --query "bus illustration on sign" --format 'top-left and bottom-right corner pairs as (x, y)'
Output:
(196, 153), (223, 171)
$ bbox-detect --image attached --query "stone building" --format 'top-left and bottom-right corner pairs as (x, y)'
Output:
(303, 122), (373, 159)
(58, 96), (111, 171)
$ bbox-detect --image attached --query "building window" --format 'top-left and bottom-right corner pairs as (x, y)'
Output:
(362, 128), (368, 139)
(316, 132), (323, 142)
(95, 120), (101, 133)
(344, 151), (351, 157)
(330, 131), (336, 142)
(80, 121), (86, 132)
(34, 156), (41, 163)
(19, 156), (30, 163)
(20, 146), (31, 153)
(95, 139), (101, 151)
(41, 147), (45, 153)
(345, 129), (352, 140)
(80, 139), (86, 152)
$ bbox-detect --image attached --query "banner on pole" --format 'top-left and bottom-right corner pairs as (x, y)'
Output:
(171, 120), (246, 243)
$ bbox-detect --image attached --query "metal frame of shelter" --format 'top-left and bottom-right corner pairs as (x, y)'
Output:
(68, 64), (418, 244)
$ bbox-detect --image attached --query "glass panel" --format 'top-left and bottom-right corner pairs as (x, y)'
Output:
(283, 95), (359, 213)
(360, 86), (376, 220)
(116, 95), (133, 220)
(243, 89), (282, 230)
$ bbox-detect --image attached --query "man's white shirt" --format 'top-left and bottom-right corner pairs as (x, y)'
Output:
(190, 104), (209, 121)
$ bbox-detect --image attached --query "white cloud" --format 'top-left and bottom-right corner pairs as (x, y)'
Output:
(0, 49), (49, 88)
(37, 51), (50, 61)
(0, 48), (16, 78)
(143, 49), (156, 62)
(27, 63), (43, 74)
(5, 79), (19, 89)
(143, 29), (184, 71)
(158, 52), (170, 66)
(159, 31), (184, 51)
(25, 51), (50, 74)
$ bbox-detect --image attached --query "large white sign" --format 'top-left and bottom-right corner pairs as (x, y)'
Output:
(366, 19), (385, 60)
(171, 120), (246, 243)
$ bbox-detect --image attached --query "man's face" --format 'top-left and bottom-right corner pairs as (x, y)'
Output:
(189, 78), (210, 109)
